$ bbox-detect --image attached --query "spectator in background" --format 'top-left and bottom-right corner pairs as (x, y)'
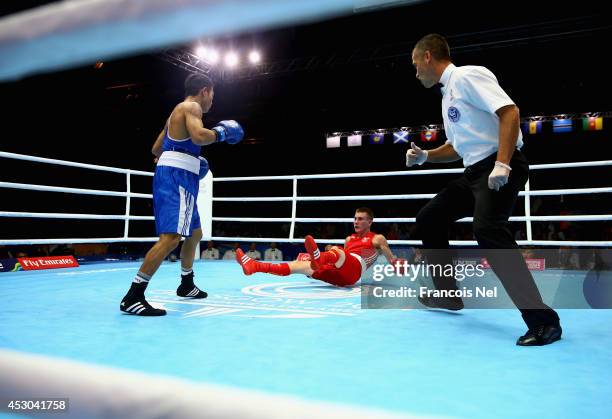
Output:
(531, 197), (543, 215)
(386, 223), (400, 240)
(0, 246), (13, 259)
(411, 248), (424, 264)
(246, 243), (262, 260)
(201, 241), (220, 260)
(521, 248), (535, 259)
(559, 246), (580, 270)
(49, 243), (75, 256)
(514, 228), (526, 241)
(223, 243), (240, 260)
(399, 224), (411, 240)
(32, 245), (50, 257)
(547, 224), (565, 241)
(264, 242), (283, 261)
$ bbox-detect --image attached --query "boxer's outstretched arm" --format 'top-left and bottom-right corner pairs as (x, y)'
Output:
(184, 102), (218, 145)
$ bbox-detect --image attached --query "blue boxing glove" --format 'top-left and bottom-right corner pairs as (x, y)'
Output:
(212, 120), (244, 144)
(198, 156), (209, 181)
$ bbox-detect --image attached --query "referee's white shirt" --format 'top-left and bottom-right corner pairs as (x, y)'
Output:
(440, 63), (523, 167)
(264, 248), (283, 261)
(201, 248), (220, 260)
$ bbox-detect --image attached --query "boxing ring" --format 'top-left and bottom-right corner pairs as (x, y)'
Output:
(1, 151), (612, 419)
(1, 1), (611, 417)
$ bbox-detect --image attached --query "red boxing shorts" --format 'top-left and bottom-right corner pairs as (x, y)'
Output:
(311, 252), (365, 287)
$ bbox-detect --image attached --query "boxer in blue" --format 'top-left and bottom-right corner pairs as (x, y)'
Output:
(120, 74), (244, 316)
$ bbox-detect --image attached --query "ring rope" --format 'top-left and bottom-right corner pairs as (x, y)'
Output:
(1, 152), (610, 246)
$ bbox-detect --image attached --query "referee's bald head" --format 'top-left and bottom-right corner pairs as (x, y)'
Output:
(413, 34), (451, 61)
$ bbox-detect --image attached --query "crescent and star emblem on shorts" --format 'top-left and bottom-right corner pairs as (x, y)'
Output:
(448, 106), (461, 122)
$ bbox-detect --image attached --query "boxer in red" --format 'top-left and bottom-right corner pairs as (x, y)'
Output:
(235, 207), (405, 286)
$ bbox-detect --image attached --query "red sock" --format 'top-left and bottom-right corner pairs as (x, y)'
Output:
(319, 249), (340, 265)
(258, 262), (290, 276)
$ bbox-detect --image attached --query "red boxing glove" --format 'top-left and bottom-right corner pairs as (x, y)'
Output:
(391, 258), (408, 276)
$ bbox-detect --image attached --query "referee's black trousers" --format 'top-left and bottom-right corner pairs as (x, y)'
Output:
(414, 149), (560, 328)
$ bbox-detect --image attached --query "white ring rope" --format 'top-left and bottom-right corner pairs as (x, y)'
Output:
(206, 237), (612, 247)
(0, 348), (417, 419)
(1, 152), (611, 246)
(211, 215), (612, 223)
(214, 168), (466, 181)
(0, 238), (160, 245)
(529, 160), (612, 169)
(0, 211), (153, 221)
(0, 151), (153, 176)
(213, 187), (612, 202)
(0, 181), (152, 198)
(213, 160), (612, 181)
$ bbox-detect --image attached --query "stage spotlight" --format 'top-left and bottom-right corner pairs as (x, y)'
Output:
(207, 49), (220, 64)
(248, 50), (261, 64)
(225, 51), (239, 68)
(195, 46), (208, 58)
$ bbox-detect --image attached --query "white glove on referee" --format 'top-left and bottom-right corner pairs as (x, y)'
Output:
(488, 161), (512, 191)
(406, 143), (428, 167)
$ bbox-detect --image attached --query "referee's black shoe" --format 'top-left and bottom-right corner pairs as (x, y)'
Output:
(516, 324), (562, 346)
(418, 294), (464, 311)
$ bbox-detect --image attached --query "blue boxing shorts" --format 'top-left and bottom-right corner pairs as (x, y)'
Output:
(153, 165), (201, 236)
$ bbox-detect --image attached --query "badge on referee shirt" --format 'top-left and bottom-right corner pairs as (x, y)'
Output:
(448, 106), (461, 122)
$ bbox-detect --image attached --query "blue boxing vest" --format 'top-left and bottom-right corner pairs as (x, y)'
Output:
(161, 122), (201, 157)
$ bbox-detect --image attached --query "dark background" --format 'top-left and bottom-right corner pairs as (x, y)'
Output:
(1, 0), (611, 249)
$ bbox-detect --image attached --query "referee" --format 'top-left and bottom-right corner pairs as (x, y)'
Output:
(407, 34), (561, 346)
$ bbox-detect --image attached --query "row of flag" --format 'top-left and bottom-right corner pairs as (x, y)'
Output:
(326, 130), (439, 148)
(523, 117), (604, 134)
(327, 116), (605, 148)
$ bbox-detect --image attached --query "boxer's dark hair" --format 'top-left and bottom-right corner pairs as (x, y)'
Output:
(355, 207), (374, 220)
(184, 74), (214, 96)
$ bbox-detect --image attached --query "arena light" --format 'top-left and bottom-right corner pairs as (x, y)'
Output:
(195, 46), (220, 64)
(248, 50), (261, 64)
(195, 46), (208, 58)
(207, 49), (220, 64)
(224, 51), (239, 68)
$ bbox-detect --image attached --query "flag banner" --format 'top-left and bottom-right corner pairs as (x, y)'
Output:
(326, 135), (341, 148)
(420, 129), (437, 142)
(393, 131), (409, 144)
(552, 118), (572, 133)
(347, 134), (362, 147)
(369, 133), (385, 144)
(522, 121), (542, 134)
(582, 117), (603, 131)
